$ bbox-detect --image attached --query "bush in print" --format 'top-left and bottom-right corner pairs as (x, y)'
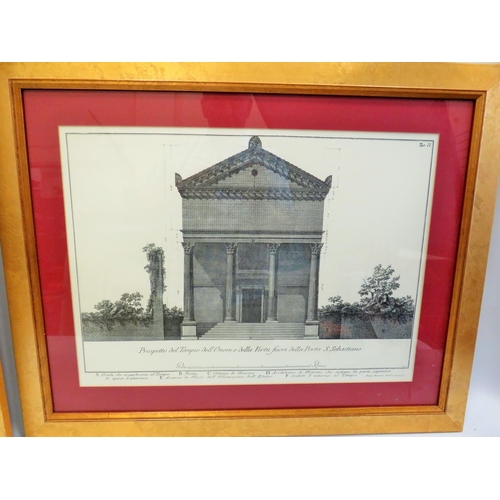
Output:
(319, 265), (415, 338)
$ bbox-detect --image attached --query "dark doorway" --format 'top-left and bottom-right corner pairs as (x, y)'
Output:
(242, 289), (263, 323)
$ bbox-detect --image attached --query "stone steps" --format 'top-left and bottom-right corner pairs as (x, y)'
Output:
(200, 322), (305, 340)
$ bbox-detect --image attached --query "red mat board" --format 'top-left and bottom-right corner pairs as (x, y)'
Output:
(22, 90), (473, 412)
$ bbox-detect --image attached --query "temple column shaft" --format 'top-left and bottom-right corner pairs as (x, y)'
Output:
(306, 243), (323, 322)
(225, 244), (237, 321)
(266, 244), (280, 322)
(182, 242), (195, 322)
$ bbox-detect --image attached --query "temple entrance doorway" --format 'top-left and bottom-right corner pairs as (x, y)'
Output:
(241, 288), (264, 323)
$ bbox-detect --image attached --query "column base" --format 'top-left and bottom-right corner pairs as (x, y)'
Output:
(181, 322), (197, 340)
(304, 322), (320, 339)
(266, 318), (278, 323)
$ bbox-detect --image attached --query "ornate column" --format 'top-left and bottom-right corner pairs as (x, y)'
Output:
(305, 243), (323, 338)
(225, 243), (237, 322)
(235, 286), (243, 322)
(181, 242), (197, 339)
(266, 243), (280, 322)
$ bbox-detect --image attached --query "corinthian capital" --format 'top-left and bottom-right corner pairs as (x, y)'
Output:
(182, 242), (195, 254)
(267, 243), (281, 255)
(225, 243), (238, 254)
(310, 243), (323, 255)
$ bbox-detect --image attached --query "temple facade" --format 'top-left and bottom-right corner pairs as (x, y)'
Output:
(175, 136), (331, 340)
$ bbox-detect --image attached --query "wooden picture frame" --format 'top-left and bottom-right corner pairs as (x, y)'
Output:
(0, 361), (12, 437)
(0, 62), (499, 436)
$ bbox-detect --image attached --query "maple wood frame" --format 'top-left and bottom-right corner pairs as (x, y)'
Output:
(0, 62), (499, 436)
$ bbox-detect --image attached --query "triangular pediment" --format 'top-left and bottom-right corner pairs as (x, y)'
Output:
(175, 136), (332, 201)
(214, 162), (305, 190)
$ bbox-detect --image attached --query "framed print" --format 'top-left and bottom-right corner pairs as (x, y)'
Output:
(0, 63), (499, 436)
(62, 126), (436, 389)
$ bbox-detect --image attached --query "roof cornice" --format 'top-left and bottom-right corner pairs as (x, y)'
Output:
(177, 187), (330, 201)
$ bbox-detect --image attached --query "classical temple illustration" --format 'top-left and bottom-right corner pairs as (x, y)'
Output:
(175, 136), (331, 340)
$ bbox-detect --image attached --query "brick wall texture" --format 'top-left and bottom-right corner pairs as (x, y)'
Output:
(183, 199), (324, 232)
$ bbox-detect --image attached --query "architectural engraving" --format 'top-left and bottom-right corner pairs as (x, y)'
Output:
(176, 136), (331, 339)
